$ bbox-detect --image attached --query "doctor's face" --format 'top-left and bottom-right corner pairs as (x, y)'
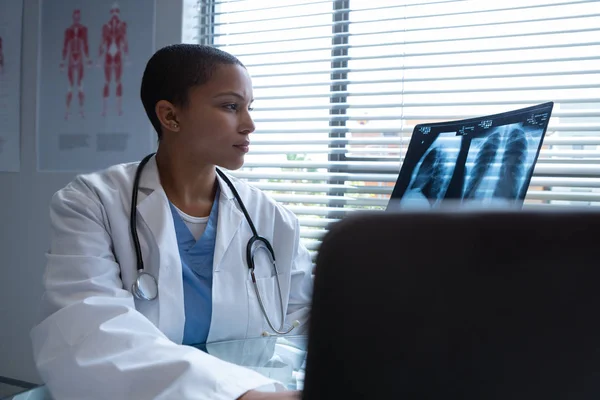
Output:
(174, 64), (255, 171)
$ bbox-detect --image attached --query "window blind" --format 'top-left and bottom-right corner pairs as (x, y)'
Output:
(185, 0), (600, 255)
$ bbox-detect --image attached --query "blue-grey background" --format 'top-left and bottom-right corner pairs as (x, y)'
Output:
(38, 0), (156, 172)
(0, 0), (23, 172)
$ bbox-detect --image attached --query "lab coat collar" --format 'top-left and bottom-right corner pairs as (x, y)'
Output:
(215, 168), (237, 201)
(134, 155), (185, 343)
(137, 154), (162, 192)
(214, 171), (244, 272)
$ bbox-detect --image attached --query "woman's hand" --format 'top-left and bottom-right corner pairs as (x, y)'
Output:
(238, 390), (301, 400)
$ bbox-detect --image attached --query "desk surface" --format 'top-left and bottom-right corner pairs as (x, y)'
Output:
(2, 335), (308, 400)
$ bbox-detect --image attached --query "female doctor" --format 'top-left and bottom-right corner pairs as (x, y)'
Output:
(30, 44), (314, 400)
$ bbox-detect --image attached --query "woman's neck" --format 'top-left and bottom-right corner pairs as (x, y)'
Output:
(155, 146), (217, 217)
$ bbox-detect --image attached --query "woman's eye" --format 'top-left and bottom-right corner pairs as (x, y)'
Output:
(223, 103), (253, 112)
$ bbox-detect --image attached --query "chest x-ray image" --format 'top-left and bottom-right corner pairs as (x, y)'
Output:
(463, 123), (544, 205)
(399, 132), (462, 208)
(388, 102), (553, 211)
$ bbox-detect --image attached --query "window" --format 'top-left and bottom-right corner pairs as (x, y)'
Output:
(185, 0), (600, 256)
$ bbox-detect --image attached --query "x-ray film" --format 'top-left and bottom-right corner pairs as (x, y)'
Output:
(389, 102), (554, 210)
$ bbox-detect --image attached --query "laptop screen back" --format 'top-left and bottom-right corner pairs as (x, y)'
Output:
(388, 102), (554, 210)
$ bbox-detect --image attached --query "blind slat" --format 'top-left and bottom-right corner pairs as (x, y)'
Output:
(250, 124), (600, 134)
(219, 22), (600, 49)
(213, 0), (463, 7)
(254, 67), (600, 89)
(207, 8), (598, 38)
(213, 0), (336, 15)
(212, 0), (466, 12)
(236, 28), (600, 58)
(250, 64), (600, 79)
(234, 170), (600, 185)
(252, 108), (600, 123)
(253, 95), (600, 105)
(241, 161), (600, 176)
(244, 178), (600, 192)
(247, 149), (600, 159)
(274, 190), (600, 206)
(214, 0), (591, 25)
(247, 137), (600, 146)
(245, 54), (600, 72)
(298, 218), (338, 228)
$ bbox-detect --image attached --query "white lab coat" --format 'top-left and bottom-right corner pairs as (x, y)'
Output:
(30, 156), (314, 400)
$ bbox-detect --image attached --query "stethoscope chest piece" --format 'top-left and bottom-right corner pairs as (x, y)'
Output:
(132, 271), (158, 301)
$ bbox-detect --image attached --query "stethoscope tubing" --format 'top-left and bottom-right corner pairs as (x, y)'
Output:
(129, 153), (295, 335)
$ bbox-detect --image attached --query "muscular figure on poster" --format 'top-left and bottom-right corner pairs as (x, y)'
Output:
(98, 2), (129, 117)
(61, 9), (92, 120)
(0, 36), (4, 75)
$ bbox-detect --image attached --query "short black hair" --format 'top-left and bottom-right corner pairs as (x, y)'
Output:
(140, 43), (244, 139)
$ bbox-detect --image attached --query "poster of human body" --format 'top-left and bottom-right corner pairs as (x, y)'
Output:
(0, 0), (23, 172)
(38, 1), (156, 172)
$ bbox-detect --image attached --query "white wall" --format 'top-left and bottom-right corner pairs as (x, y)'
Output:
(0, 0), (183, 383)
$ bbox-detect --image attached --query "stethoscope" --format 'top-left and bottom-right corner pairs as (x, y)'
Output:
(129, 153), (298, 335)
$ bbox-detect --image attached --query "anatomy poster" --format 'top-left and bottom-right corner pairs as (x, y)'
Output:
(0, 0), (23, 172)
(37, 1), (156, 172)
(389, 102), (554, 209)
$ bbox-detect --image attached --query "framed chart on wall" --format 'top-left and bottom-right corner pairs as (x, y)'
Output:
(37, 0), (157, 172)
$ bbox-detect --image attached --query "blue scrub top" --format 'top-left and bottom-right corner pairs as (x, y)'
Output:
(169, 189), (220, 346)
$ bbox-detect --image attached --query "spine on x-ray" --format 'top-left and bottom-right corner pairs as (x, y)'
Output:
(493, 128), (528, 199)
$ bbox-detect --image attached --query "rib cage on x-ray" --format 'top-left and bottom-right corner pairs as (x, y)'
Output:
(413, 147), (448, 202)
(404, 132), (463, 206)
(463, 125), (531, 201)
(463, 131), (501, 199)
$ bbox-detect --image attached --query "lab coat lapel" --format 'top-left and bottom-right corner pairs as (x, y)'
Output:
(135, 156), (185, 343)
(213, 172), (243, 272)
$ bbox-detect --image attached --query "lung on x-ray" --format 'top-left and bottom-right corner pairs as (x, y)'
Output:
(399, 132), (461, 208)
(389, 102), (554, 210)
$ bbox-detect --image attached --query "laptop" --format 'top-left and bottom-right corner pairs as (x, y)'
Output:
(302, 209), (600, 399)
(387, 102), (554, 210)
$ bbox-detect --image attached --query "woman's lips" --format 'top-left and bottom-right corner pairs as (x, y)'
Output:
(234, 144), (249, 153)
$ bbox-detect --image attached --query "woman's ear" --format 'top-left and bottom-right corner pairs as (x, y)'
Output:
(155, 100), (181, 132)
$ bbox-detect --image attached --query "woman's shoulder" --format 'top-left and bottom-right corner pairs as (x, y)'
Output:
(55, 161), (138, 202)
